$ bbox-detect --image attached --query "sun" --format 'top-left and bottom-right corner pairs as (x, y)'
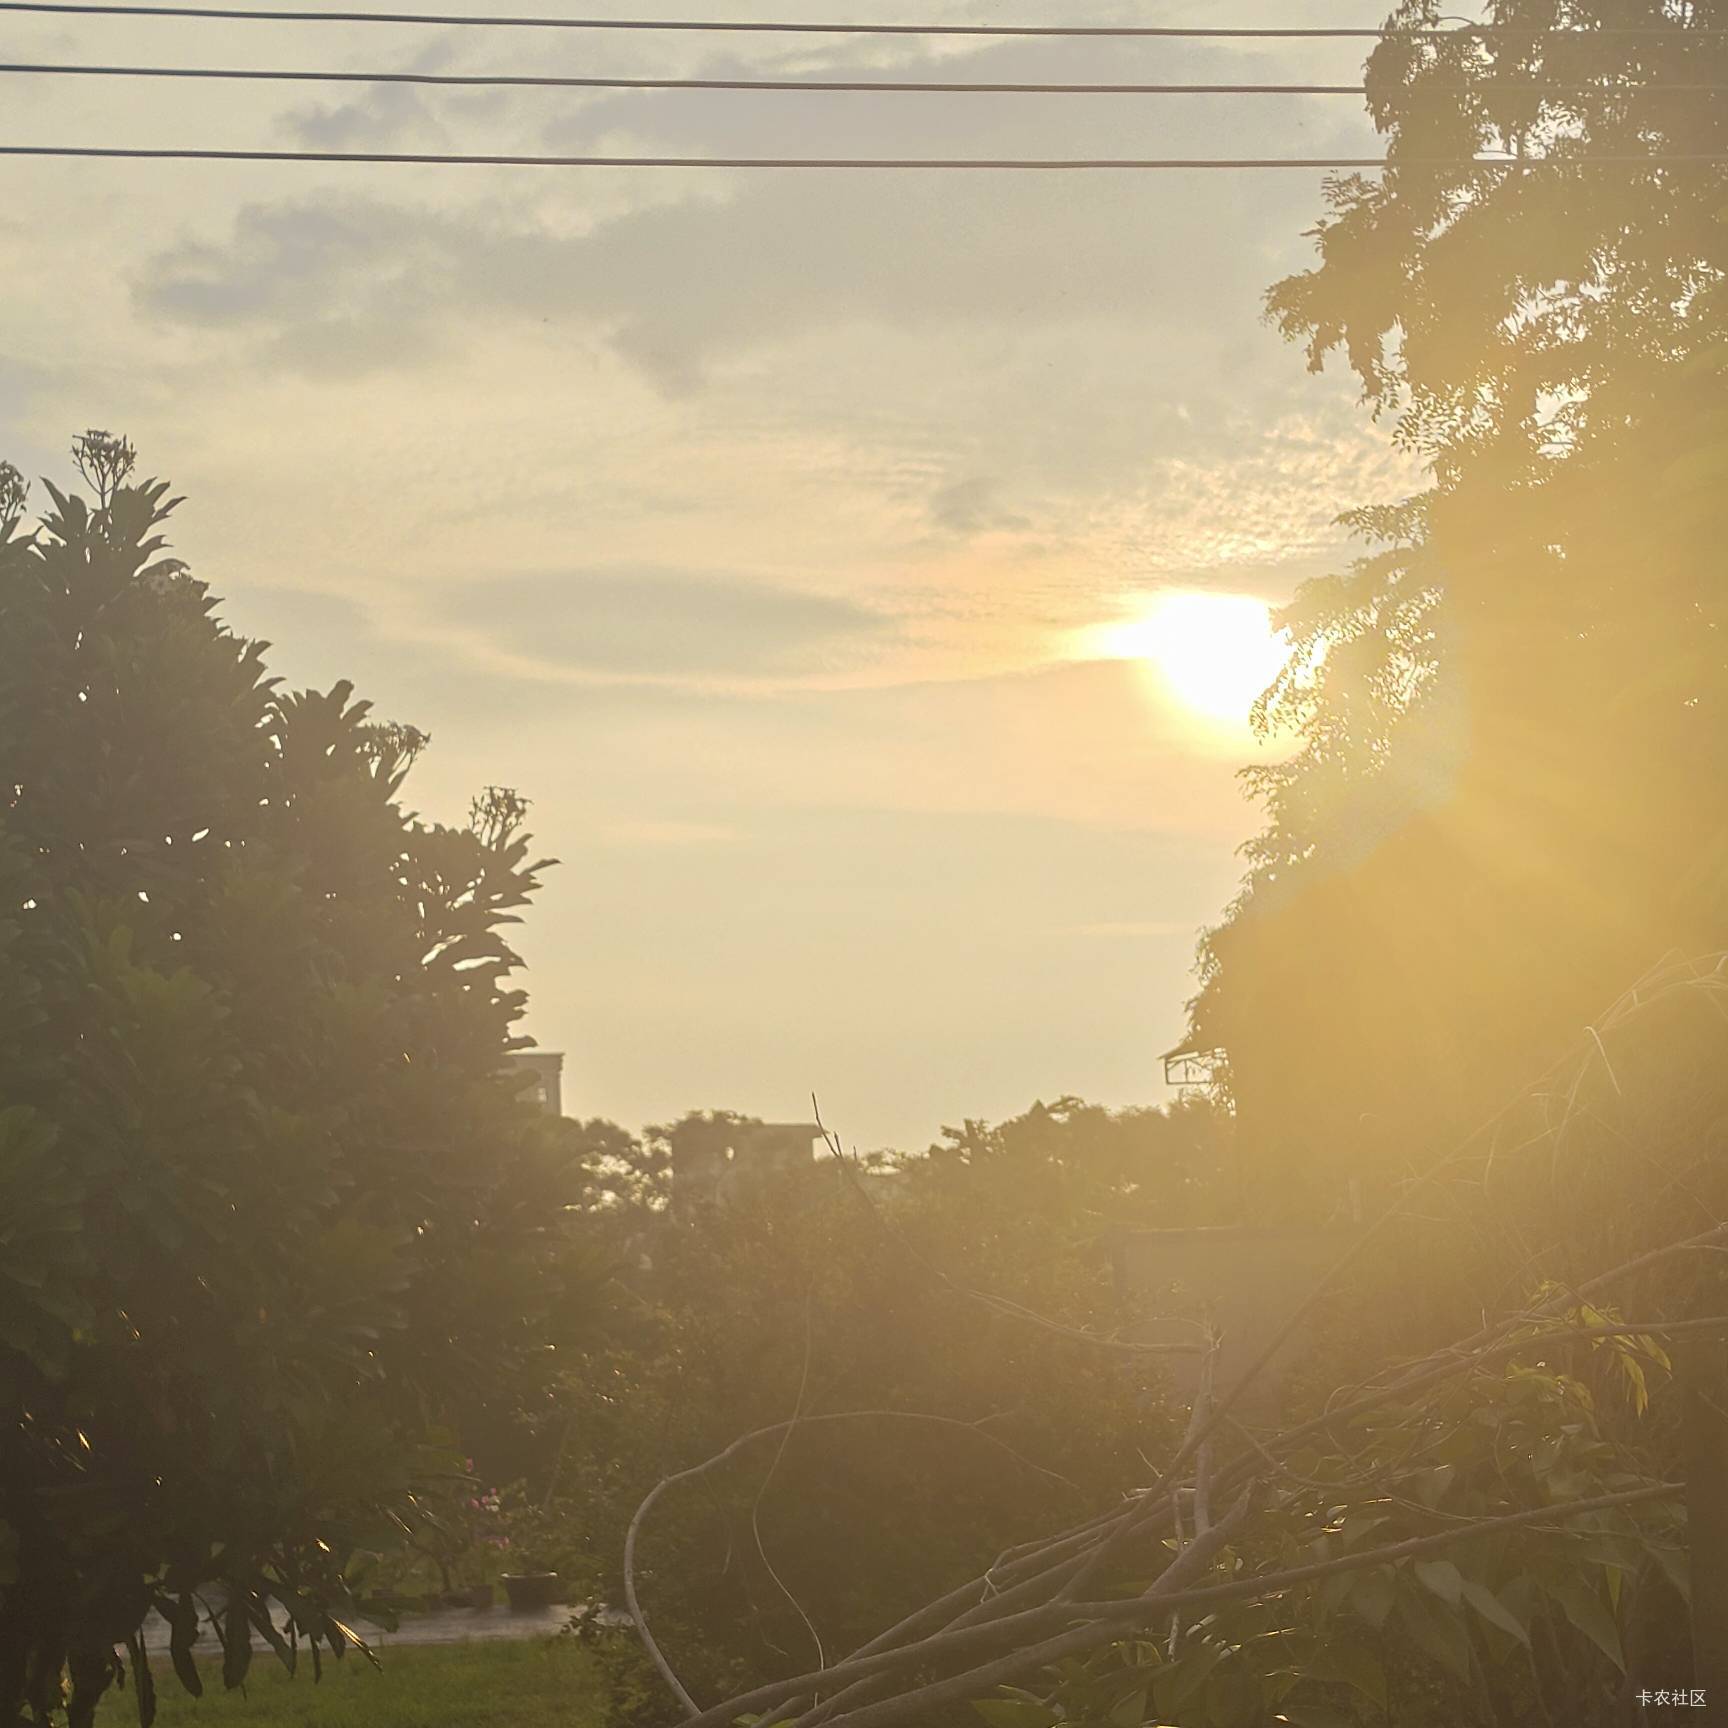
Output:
(1088, 591), (1290, 725)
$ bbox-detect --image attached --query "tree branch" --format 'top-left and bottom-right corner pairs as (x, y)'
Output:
(625, 1410), (1084, 1717)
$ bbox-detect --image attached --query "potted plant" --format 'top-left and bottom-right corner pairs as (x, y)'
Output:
(496, 1486), (562, 1611)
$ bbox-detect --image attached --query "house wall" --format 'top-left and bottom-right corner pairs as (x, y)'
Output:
(509, 1051), (565, 1116)
(671, 1121), (821, 1213)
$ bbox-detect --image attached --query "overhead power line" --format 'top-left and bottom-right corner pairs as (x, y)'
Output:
(0, 2), (1721, 35)
(1, 63), (1365, 92)
(0, 62), (1378, 90)
(6, 61), (1727, 93)
(3, 145), (1724, 167)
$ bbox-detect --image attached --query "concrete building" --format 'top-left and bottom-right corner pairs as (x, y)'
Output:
(510, 1051), (565, 1117)
(670, 1119), (822, 1215)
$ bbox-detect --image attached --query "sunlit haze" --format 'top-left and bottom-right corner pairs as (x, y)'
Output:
(1084, 592), (1292, 729)
(0, 0), (1420, 1148)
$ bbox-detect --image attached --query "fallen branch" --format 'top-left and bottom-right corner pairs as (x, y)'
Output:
(623, 1409), (1086, 1717)
(672, 973), (1726, 1728)
(678, 1276), (1716, 1728)
(679, 1480), (1678, 1728)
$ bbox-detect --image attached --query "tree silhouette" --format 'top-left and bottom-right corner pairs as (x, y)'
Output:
(0, 445), (580, 1724)
(1188, 0), (1728, 1214)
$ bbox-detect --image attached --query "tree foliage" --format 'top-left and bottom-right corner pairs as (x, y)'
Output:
(907, 1094), (1237, 1232)
(533, 1099), (1228, 1722)
(685, 978), (1727, 1728)
(1188, 0), (1728, 1213)
(0, 439), (581, 1726)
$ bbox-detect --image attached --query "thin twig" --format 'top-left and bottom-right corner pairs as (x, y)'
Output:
(688, 1294), (1718, 1728)
(690, 1482), (1676, 1728)
(750, 1283), (826, 1675)
(624, 1410), (1084, 1716)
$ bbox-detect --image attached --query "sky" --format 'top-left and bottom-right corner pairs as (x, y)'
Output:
(0, 0), (1423, 1151)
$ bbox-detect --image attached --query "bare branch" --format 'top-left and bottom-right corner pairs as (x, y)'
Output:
(750, 1284), (826, 1676)
(691, 1482), (1676, 1728)
(625, 1410), (1084, 1718)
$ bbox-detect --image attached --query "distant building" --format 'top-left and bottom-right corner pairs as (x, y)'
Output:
(671, 1119), (822, 1216)
(510, 1051), (565, 1116)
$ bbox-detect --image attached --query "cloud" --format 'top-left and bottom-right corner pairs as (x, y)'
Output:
(425, 566), (897, 678)
(928, 476), (1030, 537)
(137, 167), (1324, 390)
(215, 581), (372, 656)
(132, 29), (1376, 387)
(120, 23), (1402, 551)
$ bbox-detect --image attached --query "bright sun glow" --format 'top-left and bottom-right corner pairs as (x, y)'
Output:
(1091, 592), (1290, 725)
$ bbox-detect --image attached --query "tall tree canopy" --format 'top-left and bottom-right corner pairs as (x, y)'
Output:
(1189, 0), (1728, 1211)
(0, 437), (580, 1726)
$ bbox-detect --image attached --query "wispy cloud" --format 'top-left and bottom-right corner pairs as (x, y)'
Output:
(424, 566), (898, 680)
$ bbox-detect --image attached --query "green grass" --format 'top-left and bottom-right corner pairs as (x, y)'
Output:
(95, 1639), (607, 1728)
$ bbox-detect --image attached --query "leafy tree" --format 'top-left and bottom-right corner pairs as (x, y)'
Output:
(993, 1324), (1687, 1728)
(1187, 0), (1728, 1213)
(536, 1105), (1201, 1723)
(0, 437), (582, 1725)
(909, 1094), (1237, 1232)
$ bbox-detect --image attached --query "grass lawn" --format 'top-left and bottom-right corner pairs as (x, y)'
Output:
(94, 1639), (607, 1728)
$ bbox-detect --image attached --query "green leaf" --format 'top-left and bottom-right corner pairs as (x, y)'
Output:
(1651, 1542), (1691, 1606)
(1546, 1575), (1624, 1672)
(1397, 1584), (1473, 1683)
(1415, 1558), (1464, 1607)
(1154, 1639), (1230, 1714)
(1411, 1465), (1456, 1508)
(1349, 1565), (1395, 1630)
(163, 1594), (203, 1698)
(248, 1599), (297, 1675)
(1265, 1669), (1301, 1705)
(1277, 1708), (1356, 1728)
(326, 1619), (380, 1671)
(1460, 1579), (1529, 1647)
(1315, 1567), (1353, 1625)
(973, 1702), (1058, 1728)
(1205, 1663), (1262, 1728)
(1340, 1511), (1390, 1551)
(1107, 1686), (1149, 1728)
(1304, 1641), (1387, 1708)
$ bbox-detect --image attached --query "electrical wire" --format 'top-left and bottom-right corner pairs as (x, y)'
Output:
(3, 145), (1723, 167)
(0, 2), (1721, 36)
(0, 63), (1372, 91)
(5, 62), (1726, 93)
